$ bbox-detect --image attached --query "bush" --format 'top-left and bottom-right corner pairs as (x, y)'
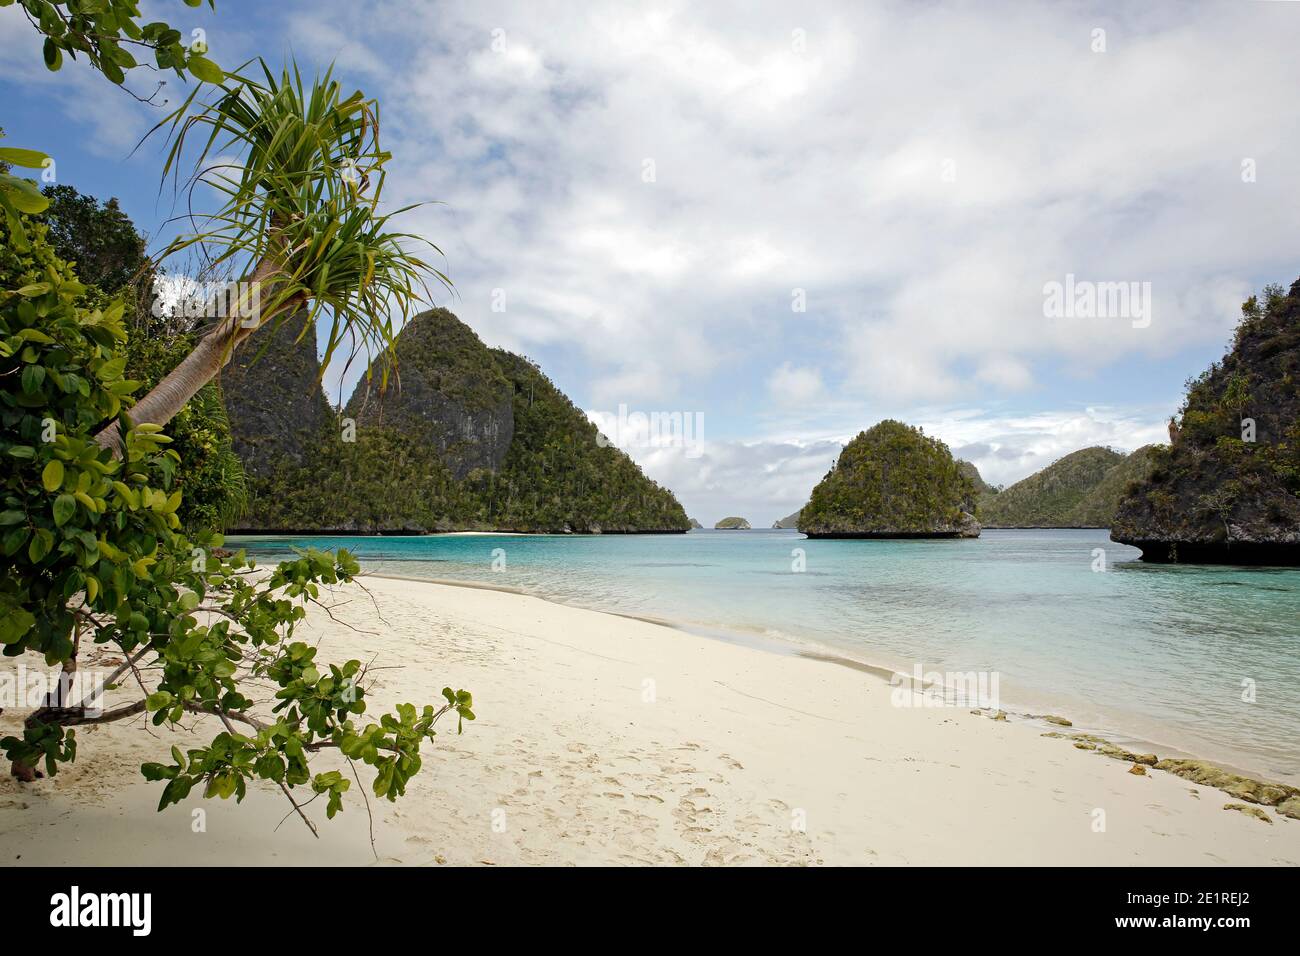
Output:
(1, 215), (470, 821)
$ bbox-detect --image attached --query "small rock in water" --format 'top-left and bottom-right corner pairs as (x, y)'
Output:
(1128, 764), (1147, 776)
(1042, 715), (1073, 727)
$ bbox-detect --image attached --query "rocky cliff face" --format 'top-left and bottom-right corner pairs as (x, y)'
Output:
(955, 459), (987, 514)
(1113, 280), (1300, 564)
(345, 309), (513, 479)
(224, 308), (689, 534)
(220, 312), (333, 479)
(799, 420), (980, 538)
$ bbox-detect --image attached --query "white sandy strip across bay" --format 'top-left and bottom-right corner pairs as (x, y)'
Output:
(1, 575), (1297, 866)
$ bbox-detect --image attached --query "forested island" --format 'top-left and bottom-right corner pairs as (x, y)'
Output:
(798, 420), (980, 538)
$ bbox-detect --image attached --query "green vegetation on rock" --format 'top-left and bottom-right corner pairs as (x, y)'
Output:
(1067, 445), (1160, 527)
(714, 516), (751, 529)
(232, 309), (690, 534)
(772, 508), (801, 529)
(798, 420), (979, 538)
(1113, 281), (1300, 563)
(979, 446), (1125, 527)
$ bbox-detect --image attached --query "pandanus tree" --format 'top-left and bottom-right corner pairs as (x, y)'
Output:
(2, 6), (472, 834)
(95, 59), (449, 451)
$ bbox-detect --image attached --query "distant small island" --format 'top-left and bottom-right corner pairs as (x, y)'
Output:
(799, 420), (980, 539)
(772, 509), (801, 529)
(688, 517), (703, 529)
(715, 517), (752, 529)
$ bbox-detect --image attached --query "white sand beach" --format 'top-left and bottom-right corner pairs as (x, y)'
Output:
(2, 575), (1297, 867)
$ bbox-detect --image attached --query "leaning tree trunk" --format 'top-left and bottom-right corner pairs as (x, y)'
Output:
(9, 624), (80, 781)
(94, 258), (290, 453)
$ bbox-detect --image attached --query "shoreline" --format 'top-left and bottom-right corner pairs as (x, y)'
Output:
(367, 571), (1293, 787)
(3, 574), (1297, 865)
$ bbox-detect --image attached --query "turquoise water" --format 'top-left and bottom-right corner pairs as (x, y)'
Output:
(228, 529), (1300, 781)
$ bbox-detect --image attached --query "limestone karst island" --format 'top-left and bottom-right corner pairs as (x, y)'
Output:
(1, 0), (1297, 920)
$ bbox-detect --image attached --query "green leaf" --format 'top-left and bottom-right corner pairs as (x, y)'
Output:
(0, 147), (49, 169)
(43, 37), (62, 71)
(1, 178), (49, 215)
(186, 54), (225, 84)
(96, 356), (126, 381)
(41, 459), (64, 492)
(20, 364), (45, 393)
(27, 528), (53, 562)
(0, 608), (36, 645)
(101, 58), (125, 85)
(53, 495), (76, 527)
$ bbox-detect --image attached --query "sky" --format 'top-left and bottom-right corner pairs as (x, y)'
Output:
(3, 0), (1298, 526)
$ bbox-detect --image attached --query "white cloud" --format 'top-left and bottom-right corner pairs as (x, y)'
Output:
(634, 437), (842, 528)
(303, 0), (1298, 421)
(767, 362), (826, 406)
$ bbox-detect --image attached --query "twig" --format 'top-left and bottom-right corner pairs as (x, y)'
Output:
(352, 577), (390, 628)
(347, 757), (377, 860)
(212, 710), (317, 839)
